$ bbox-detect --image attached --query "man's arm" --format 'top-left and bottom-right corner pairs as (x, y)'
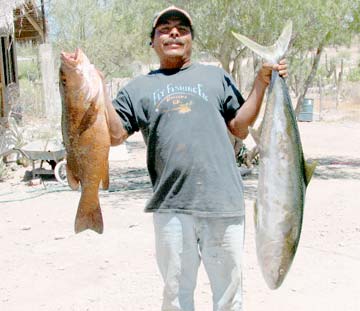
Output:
(227, 60), (288, 139)
(106, 99), (129, 146)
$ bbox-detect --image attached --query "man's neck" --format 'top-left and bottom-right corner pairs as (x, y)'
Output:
(159, 58), (191, 70)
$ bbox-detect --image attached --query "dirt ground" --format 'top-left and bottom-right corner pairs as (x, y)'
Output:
(1, 119), (360, 311)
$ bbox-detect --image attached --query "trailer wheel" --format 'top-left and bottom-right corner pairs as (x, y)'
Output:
(54, 160), (67, 185)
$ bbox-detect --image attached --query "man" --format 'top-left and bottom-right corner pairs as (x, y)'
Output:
(106, 6), (288, 311)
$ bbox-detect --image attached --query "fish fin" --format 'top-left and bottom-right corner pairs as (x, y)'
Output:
(103, 92), (112, 132)
(304, 160), (317, 186)
(232, 20), (292, 63)
(100, 166), (110, 190)
(96, 68), (105, 80)
(66, 164), (80, 190)
(74, 196), (104, 234)
(77, 100), (99, 136)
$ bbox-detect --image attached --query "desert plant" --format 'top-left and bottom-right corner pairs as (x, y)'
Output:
(0, 159), (8, 181)
(0, 117), (26, 155)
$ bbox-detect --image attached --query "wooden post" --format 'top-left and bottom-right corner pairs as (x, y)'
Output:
(41, 0), (47, 43)
(0, 44), (4, 118)
(0, 36), (19, 121)
(38, 44), (61, 117)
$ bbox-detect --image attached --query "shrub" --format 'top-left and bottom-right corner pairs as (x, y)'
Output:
(347, 67), (360, 82)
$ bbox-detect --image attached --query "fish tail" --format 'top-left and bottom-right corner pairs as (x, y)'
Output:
(74, 193), (103, 234)
(232, 20), (292, 64)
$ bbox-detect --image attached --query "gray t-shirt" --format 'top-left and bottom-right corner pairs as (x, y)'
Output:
(113, 63), (245, 217)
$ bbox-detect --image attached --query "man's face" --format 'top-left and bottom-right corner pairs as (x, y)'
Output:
(152, 17), (192, 68)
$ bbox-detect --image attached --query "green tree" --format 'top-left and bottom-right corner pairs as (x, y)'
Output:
(47, 0), (359, 110)
(49, 0), (160, 77)
(179, 0), (359, 113)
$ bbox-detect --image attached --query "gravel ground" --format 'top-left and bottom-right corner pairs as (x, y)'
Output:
(0, 120), (359, 310)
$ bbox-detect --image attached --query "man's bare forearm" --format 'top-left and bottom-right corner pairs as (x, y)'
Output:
(228, 75), (268, 139)
(106, 99), (129, 146)
(227, 60), (288, 139)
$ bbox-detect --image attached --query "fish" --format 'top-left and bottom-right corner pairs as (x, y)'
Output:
(59, 48), (111, 234)
(232, 21), (316, 289)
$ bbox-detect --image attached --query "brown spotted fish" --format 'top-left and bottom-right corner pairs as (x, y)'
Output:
(59, 48), (110, 234)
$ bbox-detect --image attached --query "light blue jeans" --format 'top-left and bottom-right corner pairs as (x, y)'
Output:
(153, 213), (245, 311)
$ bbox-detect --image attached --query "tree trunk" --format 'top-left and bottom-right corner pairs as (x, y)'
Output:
(230, 48), (246, 90)
(295, 33), (329, 115)
(335, 59), (344, 109)
(219, 57), (231, 74)
(318, 76), (323, 121)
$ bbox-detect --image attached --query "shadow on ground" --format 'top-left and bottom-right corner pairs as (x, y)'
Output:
(100, 153), (360, 209)
(126, 140), (147, 153)
(101, 166), (152, 206)
(242, 167), (259, 201)
(241, 155), (360, 201)
(309, 156), (360, 180)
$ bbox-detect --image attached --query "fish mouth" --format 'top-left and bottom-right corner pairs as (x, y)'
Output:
(60, 48), (82, 68)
